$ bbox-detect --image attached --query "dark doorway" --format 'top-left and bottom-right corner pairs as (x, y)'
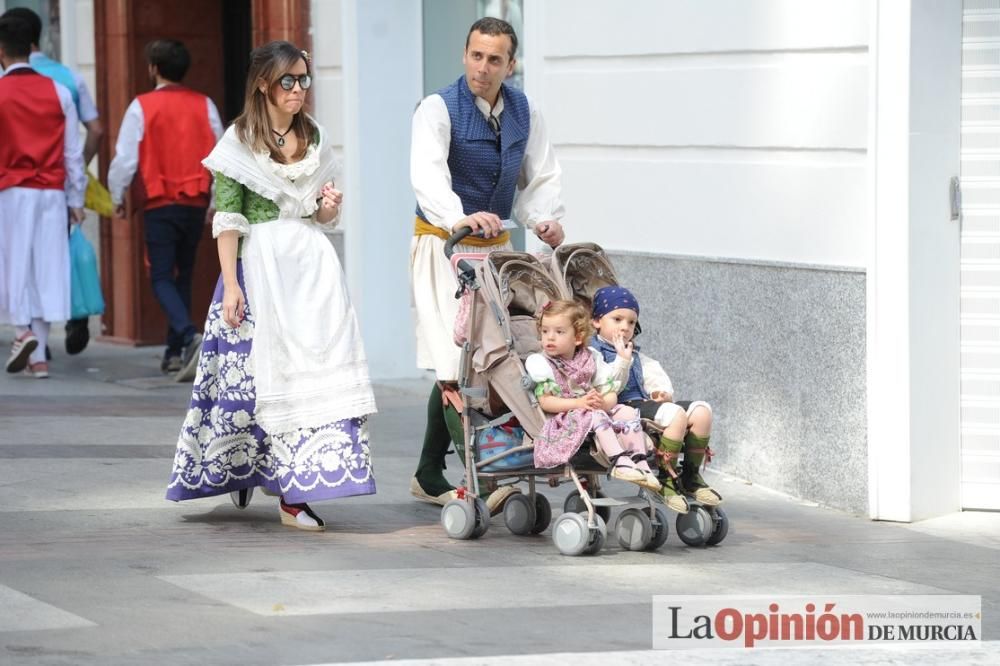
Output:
(222, 0), (252, 124)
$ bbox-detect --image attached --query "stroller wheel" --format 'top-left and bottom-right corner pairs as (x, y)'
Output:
(581, 513), (608, 555)
(705, 506), (729, 546)
(531, 493), (552, 534)
(616, 508), (653, 551)
(552, 512), (591, 556)
(676, 505), (713, 547)
(471, 497), (491, 539)
(563, 489), (611, 524)
(441, 499), (477, 540)
(644, 506), (670, 551)
(503, 493), (536, 536)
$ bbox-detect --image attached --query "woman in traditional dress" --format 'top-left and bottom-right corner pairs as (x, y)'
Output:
(165, 41), (377, 531)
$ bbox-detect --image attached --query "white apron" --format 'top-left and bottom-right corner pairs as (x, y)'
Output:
(203, 122), (376, 433)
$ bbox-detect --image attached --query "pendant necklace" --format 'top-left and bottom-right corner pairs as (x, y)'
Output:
(272, 126), (292, 147)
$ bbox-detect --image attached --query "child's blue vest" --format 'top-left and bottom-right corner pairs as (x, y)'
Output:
(30, 53), (81, 114)
(591, 335), (648, 403)
(415, 75), (530, 220)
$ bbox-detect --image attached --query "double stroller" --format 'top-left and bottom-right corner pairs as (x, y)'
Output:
(440, 228), (730, 555)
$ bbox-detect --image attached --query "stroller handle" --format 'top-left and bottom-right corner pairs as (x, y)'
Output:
(445, 226), (478, 276)
(444, 226), (475, 260)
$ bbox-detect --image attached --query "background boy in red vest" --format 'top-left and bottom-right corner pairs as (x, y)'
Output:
(108, 39), (223, 381)
(0, 16), (87, 379)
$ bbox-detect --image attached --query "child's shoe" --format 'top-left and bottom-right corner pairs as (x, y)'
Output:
(631, 453), (662, 492)
(682, 436), (723, 506)
(609, 454), (645, 484)
(682, 471), (722, 506)
(656, 436), (690, 514)
(658, 476), (690, 514)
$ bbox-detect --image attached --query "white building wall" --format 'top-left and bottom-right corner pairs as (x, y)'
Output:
(526, 0), (870, 268)
(524, 0), (873, 514)
(311, 0), (345, 171)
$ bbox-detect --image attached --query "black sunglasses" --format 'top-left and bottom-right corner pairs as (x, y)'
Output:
(278, 73), (312, 91)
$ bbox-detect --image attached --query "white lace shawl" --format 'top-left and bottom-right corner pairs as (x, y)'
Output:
(203, 119), (338, 237)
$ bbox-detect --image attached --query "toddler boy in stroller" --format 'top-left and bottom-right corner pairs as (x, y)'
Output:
(589, 286), (722, 513)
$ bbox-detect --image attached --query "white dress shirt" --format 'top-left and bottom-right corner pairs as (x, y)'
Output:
(410, 90), (565, 231)
(108, 85), (224, 206)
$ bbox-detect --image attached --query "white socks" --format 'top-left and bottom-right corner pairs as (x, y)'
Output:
(29, 319), (49, 364)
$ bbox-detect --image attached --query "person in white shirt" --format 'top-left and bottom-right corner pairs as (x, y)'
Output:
(408, 17), (565, 510)
(107, 39), (223, 380)
(2, 7), (104, 356)
(0, 16), (86, 379)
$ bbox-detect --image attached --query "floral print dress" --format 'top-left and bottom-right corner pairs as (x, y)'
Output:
(165, 160), (376, 503)
(526, 347), (622, 468)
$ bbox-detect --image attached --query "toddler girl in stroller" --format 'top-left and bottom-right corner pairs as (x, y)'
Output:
(526, 300), (661, 492)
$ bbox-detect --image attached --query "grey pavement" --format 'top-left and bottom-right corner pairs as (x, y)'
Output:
(0, 331), (998, 665)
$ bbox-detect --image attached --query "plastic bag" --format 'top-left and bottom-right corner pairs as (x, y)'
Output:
(70, 225), (105, 319)
(84, 170), (114, 217)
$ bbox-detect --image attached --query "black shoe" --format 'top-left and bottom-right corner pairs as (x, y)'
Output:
(65, 318), (90, 355)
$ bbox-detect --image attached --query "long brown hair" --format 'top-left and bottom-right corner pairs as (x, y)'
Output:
(233, 41), (316, 163)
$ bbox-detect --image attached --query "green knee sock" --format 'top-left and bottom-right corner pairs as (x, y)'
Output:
(683, 432), (711, 488)
(414, 383), (456, 496)
(657, 435), (684, 496)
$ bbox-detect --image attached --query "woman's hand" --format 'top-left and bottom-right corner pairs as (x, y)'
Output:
(316, 181), (343, 224)
(222, 283), (245, 328)
(613, 332), (633, 362)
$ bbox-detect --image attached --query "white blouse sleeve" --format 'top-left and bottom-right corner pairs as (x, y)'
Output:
(640, 353), (674, 396)
(410, 95), (466, 232)
(525, 353), (555, 383)
(590, 348), (622, 395)
(211, 211), (250, 238)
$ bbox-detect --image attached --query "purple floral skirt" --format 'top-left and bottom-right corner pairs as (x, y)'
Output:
(165, 262), (376, 503)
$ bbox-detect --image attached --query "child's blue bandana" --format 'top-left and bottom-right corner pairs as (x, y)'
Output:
(592, 286), (640, 319)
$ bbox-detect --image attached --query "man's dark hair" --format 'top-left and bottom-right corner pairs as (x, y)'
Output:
(0, 16), (33, 58)
(1, 7), (41, 46)
(466, 17), (518, 60)
(145, 39), (190, 82)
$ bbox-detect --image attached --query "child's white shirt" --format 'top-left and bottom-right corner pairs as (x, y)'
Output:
(637, 352), (675, 397)
(525, 348), (625, 396)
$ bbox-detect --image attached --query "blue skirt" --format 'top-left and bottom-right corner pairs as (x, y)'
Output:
(166, 262), (377, 503)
